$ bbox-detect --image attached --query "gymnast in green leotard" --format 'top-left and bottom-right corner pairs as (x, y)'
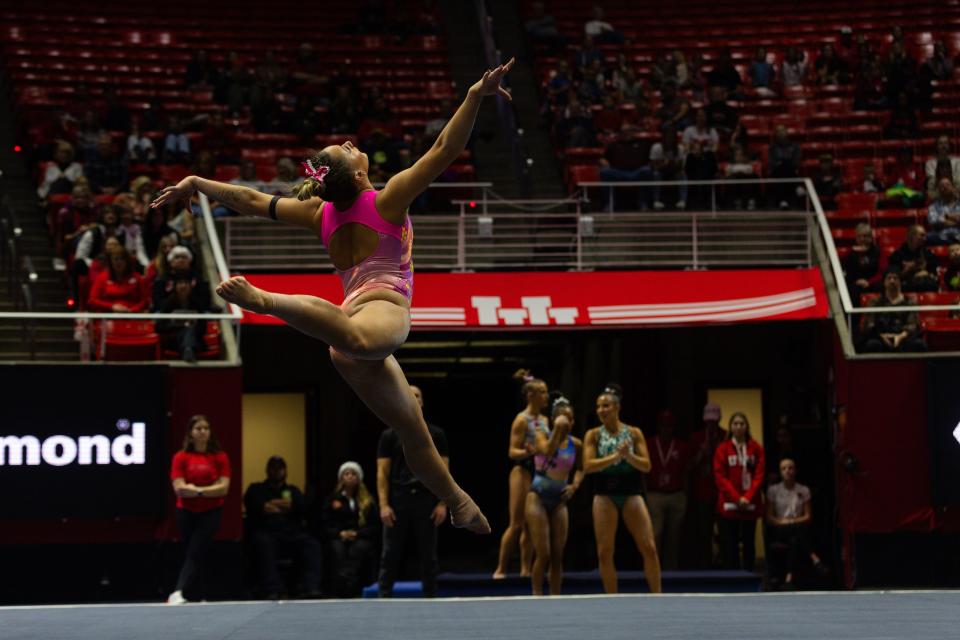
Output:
(583, 383), (662, 594)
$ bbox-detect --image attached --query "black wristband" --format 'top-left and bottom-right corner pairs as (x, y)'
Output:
(268, 195), (281, 220)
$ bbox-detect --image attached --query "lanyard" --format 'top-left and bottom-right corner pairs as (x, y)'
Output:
(655, 437), (676, 468)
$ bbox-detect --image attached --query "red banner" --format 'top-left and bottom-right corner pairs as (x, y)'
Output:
(241, 269), (829, 329)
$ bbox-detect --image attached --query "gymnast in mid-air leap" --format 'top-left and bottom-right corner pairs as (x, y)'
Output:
(151, 59), (517, 534)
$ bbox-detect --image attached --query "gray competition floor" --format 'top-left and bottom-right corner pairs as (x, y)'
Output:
(1, 591), (958, 640)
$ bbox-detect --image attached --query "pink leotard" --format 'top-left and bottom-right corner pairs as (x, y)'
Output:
(319, 190), (413, 307)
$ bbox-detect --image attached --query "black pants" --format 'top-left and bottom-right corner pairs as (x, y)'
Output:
(175, 507), (222, 596)
(251, 529), (323, 596)
(767, 524), (813, 579)
(719, 517), (757, 571)
(378, 489), (439, 597)
(329, 538), (376, 598)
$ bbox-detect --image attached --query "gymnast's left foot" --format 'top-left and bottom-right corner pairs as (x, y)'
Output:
(448, 490), (491, 534)
(216, 276), (271, 314)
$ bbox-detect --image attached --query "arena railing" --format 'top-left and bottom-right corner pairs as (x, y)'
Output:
(0, 193), (242, 363)
(578, 177), (960, 357)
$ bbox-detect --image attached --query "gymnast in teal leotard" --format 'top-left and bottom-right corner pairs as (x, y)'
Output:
(525, 394), (584, 596)
(583, 384), (662, 594)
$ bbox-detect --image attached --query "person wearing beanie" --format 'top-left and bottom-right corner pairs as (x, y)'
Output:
(322, 461), (379, 597)
(377, 385), (449, 598)
(243, 456), (323, 599)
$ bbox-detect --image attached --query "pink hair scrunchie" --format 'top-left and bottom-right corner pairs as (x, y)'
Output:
(302, 159), (330, 184)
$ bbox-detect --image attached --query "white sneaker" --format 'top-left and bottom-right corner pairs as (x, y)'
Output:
(53, 258), (66, 271)
(653, 200), (665, 210)
(779, 200), (789, 210)
(675, 200), (686, 210)
(167, 590), (187, 605)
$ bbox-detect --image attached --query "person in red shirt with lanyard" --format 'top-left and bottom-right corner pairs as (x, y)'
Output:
(167, 415), (231, 604)
(646, 409), (692, 571)
(713, 412), (765, 571)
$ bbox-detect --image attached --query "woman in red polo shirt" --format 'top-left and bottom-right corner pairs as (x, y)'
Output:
(713, 412), (764, 571)
(167, 414), (231, 604)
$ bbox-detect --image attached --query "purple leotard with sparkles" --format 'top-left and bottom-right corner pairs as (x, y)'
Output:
(319, 190), (413, 307)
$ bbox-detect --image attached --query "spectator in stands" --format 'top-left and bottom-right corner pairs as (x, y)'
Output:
(889, 225), (940, 292)
(613, 66), (645, 102)
(574, 35), (603, 75)
(216, 51), (254, 115)
(685, 141), (718, 209)
(748, 47), (776, 97)
(358, 95), (402, 142)
(882, 145), (926, 208)
(707, 50), (743, 97)
(76, 110), (106, 162)
(781, 46), (807, 88)
(682, 108), (719, 152)
(925, 136), (960, 197)
(927, 178), (960, 245)
(862, 163), (884, 194)
(649, 131), (687, 210)
(524, 2), (563, 52)
(556, 95), (596, 148)
(329, 85), (361, 134)
(424, 99), (455, 141)
(883, 92), (919, 140)
(244, 456), (322, 599)
(598, 124), (653, 209)
(765, 459), (828, 589)
(814, 43), (847, 85)
(689, 403), (725, 568)
(544, 61), (572, 112)
(724, 145), (760, 210)
(185, 49), (217, 89)
(157, 271), (212, 362)
(882, 41), (916, 103)
(251, 50), (287, 106)
(145, 234), (177, 292)
(843, 223), (885, 306)
(71, 206), (119, 300)
(922, 39), (954, 83)
(860, 267), (926, 352)
(766, 425), (802, 487)
(655, 81), (691, 133)
(230, 160), (267, 194)
(38, 141), (84, 199)
(651, 52), (677, 90)
(87, 236), (123, 285)
(264, 158), (302, 196)
(377, 385), (448, 598)
(713, 412), (765, 571)
(646, 409), (691, 571)
(594, 95), (622, 134)
(126, 120), (157, 165)
(168, 415), (231, 605)
(199, 112), (238, 163)
(55, 184), (96, 265)
(114, 195), (150, 269)
(704, 86), (739, 139)
(944, 243), (960, 291)
(323, 461), (379, 598)
(768, 125), (802, 209)
(163, 116), (191, 165)
(85, 134), (128, 195)
(584, 5), (623, 44)
(87, 246), (149, 312)
(578, 59), (607, 105)
(811, 153), (843, 210)
(853, 52), (888, 111)
(153, 245), (209, 310)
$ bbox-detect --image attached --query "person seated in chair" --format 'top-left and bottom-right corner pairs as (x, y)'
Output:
(322, 462), (379, 598)
(244, 456), (323, 599)
(765, 459), (828, 590)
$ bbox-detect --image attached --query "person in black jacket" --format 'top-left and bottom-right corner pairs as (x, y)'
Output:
(244, 456), (323, 599)
(322, 461), (379, 598)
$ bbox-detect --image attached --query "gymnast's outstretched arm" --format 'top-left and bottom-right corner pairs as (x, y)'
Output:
(151, 177), (323, 233)
(377, 58), (514, 216)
